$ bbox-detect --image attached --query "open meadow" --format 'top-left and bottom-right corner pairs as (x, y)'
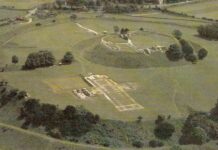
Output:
(0, 0), (53, 9)
(168, 0), (218, 20)
(0, 0), (218, 149)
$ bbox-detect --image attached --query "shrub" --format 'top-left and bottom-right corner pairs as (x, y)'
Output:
(180, 127), (209, 145)
(179, 39), (194, 56)
(132, 140), (144, 148)
(166, 44), (183, 61)
(35, 23), (41, 26)
(62, 52), (74, 64)
(12, 55), (19, 64)
(149, 140), (164, 148)
(197, 23), (218, 39)
(172, 29), (182, 40)
(185, 54), (197, 64)
(198, 48), (208, 60)
(154, 122), (175, 139)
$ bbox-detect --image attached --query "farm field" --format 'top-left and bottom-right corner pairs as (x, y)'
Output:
(168, 0), (218, 19)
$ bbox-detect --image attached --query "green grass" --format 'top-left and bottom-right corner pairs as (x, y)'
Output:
(85, 44), (186, 68)
(168, 0), (218, 19)
(0, 0), (53, 9)
(0, 3), (218, 149)
(0, 8), (217, 123)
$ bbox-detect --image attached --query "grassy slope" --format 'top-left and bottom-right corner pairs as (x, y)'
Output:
(168, 0), (218, 19)
(0, 122), (109, 150)
(0, 0), (53, 9)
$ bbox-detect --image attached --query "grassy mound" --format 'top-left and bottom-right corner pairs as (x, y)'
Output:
(85, 44), (187, 68)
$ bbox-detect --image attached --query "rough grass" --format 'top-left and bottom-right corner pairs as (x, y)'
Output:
(0, 0), (53, 9)
(168, 0), (218, 19)
(85, 44), (186, 68)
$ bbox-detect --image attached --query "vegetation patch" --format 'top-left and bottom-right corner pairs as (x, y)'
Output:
(85, 44), (185, 68)
(198, 23), (218, 40)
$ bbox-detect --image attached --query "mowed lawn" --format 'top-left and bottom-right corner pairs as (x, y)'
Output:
(168, 0), (218, 19)
(0, 11), (218, 122)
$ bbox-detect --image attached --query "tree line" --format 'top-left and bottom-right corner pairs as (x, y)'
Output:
(22, 50), (74, 70)
(0, 81), (100, 138)
(1, 81), (218, 148)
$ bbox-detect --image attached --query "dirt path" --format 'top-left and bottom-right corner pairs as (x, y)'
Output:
(76, 23), (99, 35)
(25, 8), (37, 18)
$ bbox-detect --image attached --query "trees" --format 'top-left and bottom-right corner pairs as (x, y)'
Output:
(197, 23), (218, 40)
(180, 126), (209, 145)
(189, 127), (208, 145)
(198, 48), (208, 60)
(185, 54), (197, 64)
(172, 29), (182, 40)
(165, 44), (183, 61)
(179, 112), (217, 145)
(23, 51), (55, 69)
(154, 122), (175, 139)
(12, 55), (19, 64)
(179, 39), (194, 56)
(62, 51), (74, 64)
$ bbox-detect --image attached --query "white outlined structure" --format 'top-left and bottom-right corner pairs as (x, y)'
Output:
(84, 74), (143, 112)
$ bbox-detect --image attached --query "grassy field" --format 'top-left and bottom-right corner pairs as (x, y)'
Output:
(0, 0), (53, 9)
(0, 10), (217, 122)
(0, 1), (218, 149)
(168, 0), (218, 19)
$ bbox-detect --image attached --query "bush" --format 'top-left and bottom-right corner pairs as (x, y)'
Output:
(185, 54), (197, 64)
(180, 127), (209, 145)
(197, 23), (218, 39)
(35, 23), (41, 26)
(154, 122), (175, 139)
(172, 29), (182, 40)
(12, 55), (19, 64)
(179, 39), (194, 56)
(149, 140), (164, 148)
(166, 44), (183, 61)
(132, 140), (144, 148)
(61, 52), (74, 64)
(179, 112), (217, 145)
(198, 48), (208, 60)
